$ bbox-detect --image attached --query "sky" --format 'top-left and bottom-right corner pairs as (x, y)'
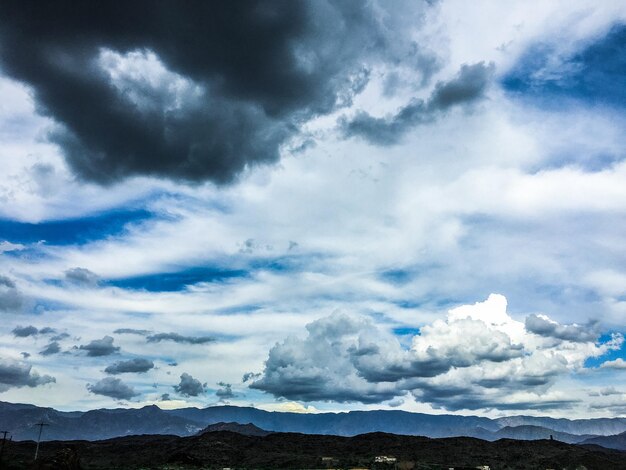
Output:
(0, 0), (625, 419)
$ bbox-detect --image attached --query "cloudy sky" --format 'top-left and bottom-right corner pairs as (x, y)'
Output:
(0, 0), (625, 418)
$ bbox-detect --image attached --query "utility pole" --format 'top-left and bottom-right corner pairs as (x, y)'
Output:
(0, 430), (10, 466)
(34, 422), (49, 461)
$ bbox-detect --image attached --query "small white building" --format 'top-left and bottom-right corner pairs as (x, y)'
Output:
(374, 455), (397, 463)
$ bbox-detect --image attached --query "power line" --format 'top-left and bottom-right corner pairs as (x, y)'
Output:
(0, 430), (11, 466)
(34, 421), (49, 461)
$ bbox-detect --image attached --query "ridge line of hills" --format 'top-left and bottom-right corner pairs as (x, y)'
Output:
(4, 427), (626, 470)
(1, 400), (625, 451)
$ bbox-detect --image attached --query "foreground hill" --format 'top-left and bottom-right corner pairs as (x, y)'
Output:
(197, 421), (271, 436)
(3, 429), (626, 470)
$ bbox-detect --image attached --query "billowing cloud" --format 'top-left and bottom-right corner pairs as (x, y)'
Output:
(65, 267), (99, 285)
(340, 62), (494, 145)
(0, 276), (23, 312)
(252, 295), (621, 411)
(40, 341), (61, 356)
(0, 358), (55, 392)
(87, 377), (139, 400)
(12, 325), (38, 337)
(0, 0), (436, 184)
(104, 358), (154, 375)
(146, 333), (214, 345)
(79, 336), (120, 357)
(250, 313), (402, 403)
(174, 372), (206, 397)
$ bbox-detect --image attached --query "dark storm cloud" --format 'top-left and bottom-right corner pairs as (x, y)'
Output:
(0, 359), (55, 392)
(146, 332), (214, 345)
(114, 328), (150, 336)
(40, 341), (61, 356)
(525, 314), (599, 343)
(87, 377), (139, 400)
(174, 373), (206, 397)
(105, 358), (154, 375)
(79, 336), (120, 356)
(12, 325), (39, 337)
(340, 62), (494, 145)
(65, 267), (100, 285)
(0, 275), (23, 312)
(0, 0), (435, 184)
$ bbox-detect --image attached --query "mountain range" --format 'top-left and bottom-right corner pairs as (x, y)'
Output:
(2, 401), (626, 450)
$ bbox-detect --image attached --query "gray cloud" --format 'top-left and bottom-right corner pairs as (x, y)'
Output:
(146, 332), (214, 345)
(50, 332), (70, 341)
(340, 62), (494, 145)
(40, 341), (61, 356)
(105, 358), (154, 375)
(242, 372), (262, 383)
(12, 325), (58, 338)
(525, 314), (599, 342)
(0, 276), (23, 312)
(414, 382), (579, 412)
(174, 372), (206, 397)
(65, 267), (100, 285)
(0, 358), (56, 392)
(589, 386), (622, 396)
(79, 336), (120, 356)
(215, 382), (235, 400)
(0, 1), (436, 185)
(12, 325), (38, 337)
(113, 328), (150, 336)
(87, 377), (139, 400)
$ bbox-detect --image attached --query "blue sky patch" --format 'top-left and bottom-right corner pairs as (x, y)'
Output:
(0, 208), (153, 246)
(108, 266), (250, 292)
(393, 327), (421, 336)
(584, 333), (625, 368)
(502, 23), (626, 108)
(379, 268), (414, 285)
